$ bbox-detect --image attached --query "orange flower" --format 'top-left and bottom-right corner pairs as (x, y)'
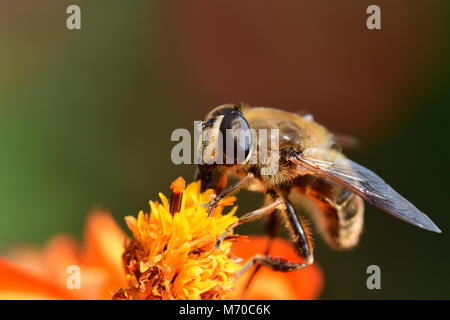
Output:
(0, 211), (127, 299)
(0, 178), (323, 300)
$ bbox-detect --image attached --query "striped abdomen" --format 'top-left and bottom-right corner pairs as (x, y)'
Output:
(291, 175), (364, 250)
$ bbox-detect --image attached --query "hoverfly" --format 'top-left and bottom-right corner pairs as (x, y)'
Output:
(195, 103), (441, 288)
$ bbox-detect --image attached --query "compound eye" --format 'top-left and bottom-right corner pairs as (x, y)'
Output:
(219, 109), (252, 164)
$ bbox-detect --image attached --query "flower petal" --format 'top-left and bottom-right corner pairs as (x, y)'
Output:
(83, 210), (127, 286)
(0, 258), (73, 299)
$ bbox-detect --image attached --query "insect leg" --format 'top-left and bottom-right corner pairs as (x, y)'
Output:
(240, 211), (281, 298)
(215, 197), (284, 248)
(235, 253), (309, 279)
(235, 199), (314, 279)
(202, 172), (255, 215)
(283, 200), (314, 265)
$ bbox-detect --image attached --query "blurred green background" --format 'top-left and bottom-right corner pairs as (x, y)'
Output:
(0, 1), (449, 299)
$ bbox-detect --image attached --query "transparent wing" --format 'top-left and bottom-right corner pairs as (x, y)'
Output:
(333, 133), (359, 149)
(295, 148), (441, 233)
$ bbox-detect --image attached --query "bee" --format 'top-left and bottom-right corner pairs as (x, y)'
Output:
(195, 103), (441, 288)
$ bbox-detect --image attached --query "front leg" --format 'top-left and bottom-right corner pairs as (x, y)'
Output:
(215, 197), (285, 248)
(202, 172), (255, 215)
